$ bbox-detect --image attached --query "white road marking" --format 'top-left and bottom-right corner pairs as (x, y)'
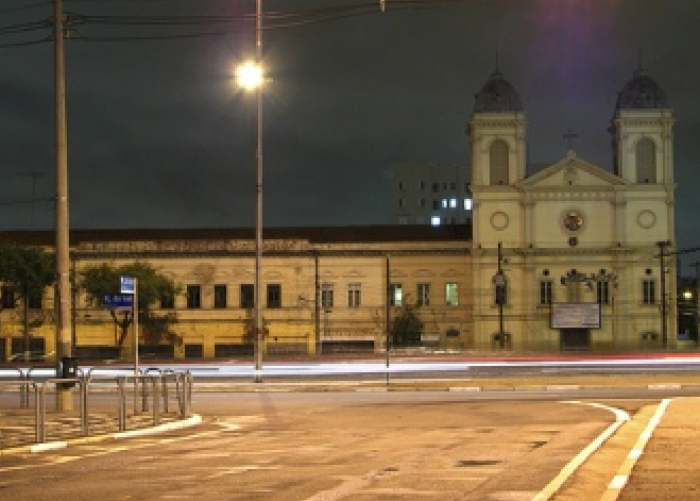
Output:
(529, 401), (630, 501)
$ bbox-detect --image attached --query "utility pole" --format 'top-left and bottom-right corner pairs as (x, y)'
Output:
(692, 262), (700, 346)
(54, 0), (73, 411)
(314, 253), (321, 355)
(385, 254), (392, 384)
(657, 241), (669, 349)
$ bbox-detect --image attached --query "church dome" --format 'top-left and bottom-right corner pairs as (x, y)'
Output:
(473, 71), (524, 113)
(615, 68), (669, 110)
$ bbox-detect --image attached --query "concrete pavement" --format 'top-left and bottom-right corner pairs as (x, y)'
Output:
(2, 375), (700, 500)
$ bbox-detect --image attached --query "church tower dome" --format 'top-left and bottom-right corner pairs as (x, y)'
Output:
(473, 71), (524, 113)
(615, 67), (669, 110)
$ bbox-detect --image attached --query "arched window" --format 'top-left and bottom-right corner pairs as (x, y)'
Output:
(489, 140), (509, 185)
(636, 138), (656, 183)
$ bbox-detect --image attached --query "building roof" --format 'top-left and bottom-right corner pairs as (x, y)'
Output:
(473, 71), (524, 113)
(615, 68), (669, 110)
(0, 224), (472, 247)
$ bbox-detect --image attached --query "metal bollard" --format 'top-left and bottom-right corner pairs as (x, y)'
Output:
(80, 376), (89, 436)
(151, 377), (160, 426)
(118, 378), (127, 432)
(35, 383), (45, 443)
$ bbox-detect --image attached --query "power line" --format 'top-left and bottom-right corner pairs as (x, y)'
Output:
(0, 0), (485, 46)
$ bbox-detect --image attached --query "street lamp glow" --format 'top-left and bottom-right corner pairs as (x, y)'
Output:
(237, 61), (263, 90)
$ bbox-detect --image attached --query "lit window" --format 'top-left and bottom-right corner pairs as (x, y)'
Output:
(431, 216), (441, 226)
(441, 199), (448, 208)
(389, 283), (403, 307)
(445, 283), (458, 306)
(464, 198), (473, 210)
(449, 198), (458, 208)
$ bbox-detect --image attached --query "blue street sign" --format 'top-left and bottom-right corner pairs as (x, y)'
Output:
(120, 276), (135, 294)
(104, 294), (134, 310)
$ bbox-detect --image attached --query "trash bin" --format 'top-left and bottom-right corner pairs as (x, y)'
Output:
(59, 356), (78, 387)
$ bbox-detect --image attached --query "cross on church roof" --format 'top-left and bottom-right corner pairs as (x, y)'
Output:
(563, 128), (578, 151)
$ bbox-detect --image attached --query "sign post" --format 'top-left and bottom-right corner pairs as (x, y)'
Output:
(120, 276), (138, 376)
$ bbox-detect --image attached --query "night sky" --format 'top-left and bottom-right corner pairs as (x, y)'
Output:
(1, 1), (699, 267)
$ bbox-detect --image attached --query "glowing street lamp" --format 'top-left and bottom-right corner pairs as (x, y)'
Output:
(237, 0), (264, 382)
(236, 61), (263, 90)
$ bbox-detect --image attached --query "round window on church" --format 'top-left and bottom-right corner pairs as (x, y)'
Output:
(562, 210), (584, 232)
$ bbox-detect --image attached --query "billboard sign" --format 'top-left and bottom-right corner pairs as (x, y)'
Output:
(551, 303), (601, 329)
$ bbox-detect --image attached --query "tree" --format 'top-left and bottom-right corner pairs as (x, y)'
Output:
(390, 300), (424, 347)
(0, 243), (56, 360)
(79, 262), (180, 350)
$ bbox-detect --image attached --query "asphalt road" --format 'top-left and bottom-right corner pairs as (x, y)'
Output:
(0, 391), (661, 501)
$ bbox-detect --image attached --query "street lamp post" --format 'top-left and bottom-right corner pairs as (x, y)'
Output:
(492, 242), (507, 349)
(237, 0), (264, 382)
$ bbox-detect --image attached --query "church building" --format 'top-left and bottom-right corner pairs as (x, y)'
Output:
(468, 67), (677, 350)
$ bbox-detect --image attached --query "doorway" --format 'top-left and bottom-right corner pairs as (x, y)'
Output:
(560, 329), (590, 350)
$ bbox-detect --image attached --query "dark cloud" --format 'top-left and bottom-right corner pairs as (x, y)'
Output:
(1, 0), (700, 265)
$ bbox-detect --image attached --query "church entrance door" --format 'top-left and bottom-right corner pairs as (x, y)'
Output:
(560, 329), (590, 350)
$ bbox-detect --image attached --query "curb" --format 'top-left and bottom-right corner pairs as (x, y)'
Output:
(193, 382), (700, 393)
(0, 414), (202, 458)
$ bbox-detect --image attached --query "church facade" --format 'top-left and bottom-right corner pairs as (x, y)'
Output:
(469, 68), (677, 350)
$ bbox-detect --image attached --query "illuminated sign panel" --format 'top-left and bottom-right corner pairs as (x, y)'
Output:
(551, 303), (601, 329)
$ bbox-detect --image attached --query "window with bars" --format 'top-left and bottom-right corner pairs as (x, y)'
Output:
(267, 284), (282, 308)
(417, 283), (430, 307)
(348, 283), (361, 308)
(642, 280), (656, 304)
(539, 280), (553, 305)
(186, 285), (201, 309)
(321, 283), (334, 309)
(214, 284), (227, 309)
(240, 284), (254, 309)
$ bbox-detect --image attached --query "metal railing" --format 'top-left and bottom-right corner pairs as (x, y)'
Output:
(0, 369), (193, 445)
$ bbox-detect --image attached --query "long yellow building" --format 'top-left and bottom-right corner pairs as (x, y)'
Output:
(0, 225), (473, 361)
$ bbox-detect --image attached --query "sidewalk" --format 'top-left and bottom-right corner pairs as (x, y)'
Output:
(0, 407), (200, 455)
